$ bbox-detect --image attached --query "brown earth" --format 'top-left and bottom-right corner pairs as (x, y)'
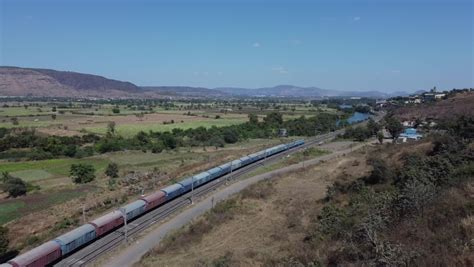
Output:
(138, 147), (372, 266)
(393, 91), (474, 121)
(4, 141), (280, 251)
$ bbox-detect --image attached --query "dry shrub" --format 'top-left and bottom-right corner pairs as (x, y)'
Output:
(241, 179), (275, 200)
(460, 216), (474, 240)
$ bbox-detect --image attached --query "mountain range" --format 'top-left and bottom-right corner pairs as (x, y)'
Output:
(0, 66), (413, 99)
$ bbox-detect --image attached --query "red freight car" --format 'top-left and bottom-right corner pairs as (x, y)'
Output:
(9, 241), (61, 267)
(141, 191), (166, 211)
(89, 210), (124, 237)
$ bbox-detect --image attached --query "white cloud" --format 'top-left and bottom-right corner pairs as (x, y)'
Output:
(353, 16), (361, 21)
(252, 42), (261, 48)
(272, 66), (289, 74)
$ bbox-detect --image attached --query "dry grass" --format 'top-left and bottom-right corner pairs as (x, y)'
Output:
(137, 148), (371, 266)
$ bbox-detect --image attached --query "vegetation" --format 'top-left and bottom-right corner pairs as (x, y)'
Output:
(315, 116), (474, 265)
(1, 172), (27, 198)
(0, 111), (343, 162)
(0, 226), (9, 260)
(105, 162), (119, 178)
(385, 116), (404, 140)
(70, 164), (96, 183)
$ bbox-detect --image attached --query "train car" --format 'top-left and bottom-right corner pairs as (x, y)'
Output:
(207, 167), (223, 179)
(230, 159), (243, 170)
(89, 210), (124, 237)
(54, 224), (96, 255)
(122, 200), (147, 221)
(192, 172), (211, 187)
(8, 241), (61, 267)
(239, 155), (253, 166)
(178, 177), (194, 192)
(218, 162), (231, 173)
(161, 183), (184, 201)
(141, 191), (167, 211)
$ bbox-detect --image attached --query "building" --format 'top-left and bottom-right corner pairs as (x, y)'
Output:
(399, 127), (423, 140)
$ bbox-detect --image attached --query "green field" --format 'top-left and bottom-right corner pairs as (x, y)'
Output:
(84, 117), (246, 136)
(0, 157), (109, 182)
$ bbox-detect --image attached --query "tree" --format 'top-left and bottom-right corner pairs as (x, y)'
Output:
(0, 226), (8, 258)
(52, 106), (57, 112)
(112, 107), (120, 114)
(385, 117), (403, 140)
(209, 135), (225, 149)
(377, 131), (384, 144)
(70, 164), (96, 183)
(1, 172), (27, 198)
(263, 112), (283, 125)
(51, 114), (57, 120)
(223, 129), (239, 143)
(399, 179), (436, 217)
(367, 118), (380, 136)
(105, 163), (119, 178)
(248, 113), (258, 124)
(106, 121), (116, 137)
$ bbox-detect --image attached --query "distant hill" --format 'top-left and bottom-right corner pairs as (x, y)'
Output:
(142, 86), (229, 97)
(216, 85), (401, 98)
(0, 66), (418, 99)
(0, 66), (141, 97)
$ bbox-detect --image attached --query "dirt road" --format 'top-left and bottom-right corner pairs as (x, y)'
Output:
(101, 141), (370, 267)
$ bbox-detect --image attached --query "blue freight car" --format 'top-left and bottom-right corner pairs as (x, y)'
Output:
(178, 177), (194, 192)
(54, 224), (96, 255)
(122, 200), (147, 221)
(218, 162), (231, 173)
(230, 159), (243, 170)
(207, 167), (223, 179)
(239, 155), (252, 166)
(161, 183), (184, 201)
(193, 172), (211, 186)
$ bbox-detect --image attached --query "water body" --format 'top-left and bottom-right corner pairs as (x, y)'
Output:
(347, 112), (370, 124)
(337, 112), (370, 126)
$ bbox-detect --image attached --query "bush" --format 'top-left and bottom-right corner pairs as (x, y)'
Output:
(151, 142), (165, 153)
(365, 158), (393, 184)
(223, 129), (239, 143)
(1, 172), (27, 198)
(105, 162), (119, 178)
(0, 226), (8, 259)
(70, 164), (96, 184)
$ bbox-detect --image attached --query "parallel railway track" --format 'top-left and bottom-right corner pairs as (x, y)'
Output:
(55, 130), (344, 266)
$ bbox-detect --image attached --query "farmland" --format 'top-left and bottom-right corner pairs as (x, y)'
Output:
(0, 100), (330, 137)
(0, 98), (350, 253)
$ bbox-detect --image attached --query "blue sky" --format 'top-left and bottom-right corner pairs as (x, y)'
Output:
(1, 0), (472, 92)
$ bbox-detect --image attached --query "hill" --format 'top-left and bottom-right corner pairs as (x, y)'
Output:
(142, 86), (229, 97)
(0, 66), (416, 99)
(0, 66), (141, 98)
(216, 85), (406, 98)
(392, 91), (474, 121)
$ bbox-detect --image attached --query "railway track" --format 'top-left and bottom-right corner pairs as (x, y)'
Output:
(54, 130), (344, 266)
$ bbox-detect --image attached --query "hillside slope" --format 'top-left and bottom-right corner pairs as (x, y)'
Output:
(0, 66), (141, 97)
(392, 91), (474, 121)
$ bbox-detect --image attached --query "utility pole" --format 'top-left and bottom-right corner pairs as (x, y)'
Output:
(191, 176), (194, 204)
(82, 205), (86, 224)
(119, 208), (128, 243)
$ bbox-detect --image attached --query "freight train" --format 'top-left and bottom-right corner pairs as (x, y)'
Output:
(4, 139), (304, 267)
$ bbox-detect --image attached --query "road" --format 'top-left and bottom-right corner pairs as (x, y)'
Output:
(54, 112), (384, 266)
(102, 141), (369, 267)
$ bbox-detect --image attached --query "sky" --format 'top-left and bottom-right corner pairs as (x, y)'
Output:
(0, 0), (473, 92)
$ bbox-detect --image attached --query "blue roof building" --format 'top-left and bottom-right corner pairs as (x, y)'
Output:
(400, 127), (423, 140)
